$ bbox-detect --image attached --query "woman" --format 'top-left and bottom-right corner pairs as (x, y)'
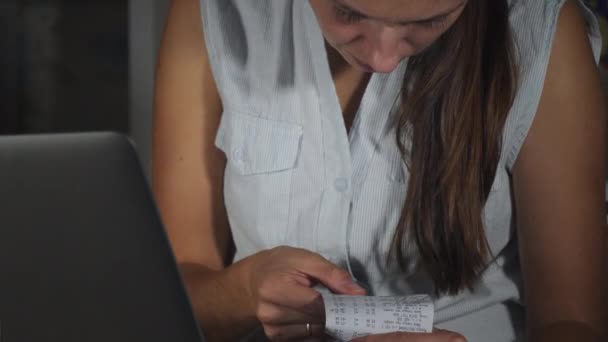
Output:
(152, 0), (607, 341)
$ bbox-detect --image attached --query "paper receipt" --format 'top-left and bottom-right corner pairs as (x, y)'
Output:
(322, 294), (434, 341)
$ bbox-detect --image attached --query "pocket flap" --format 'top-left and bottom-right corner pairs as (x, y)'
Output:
(215, 111), (303, 175)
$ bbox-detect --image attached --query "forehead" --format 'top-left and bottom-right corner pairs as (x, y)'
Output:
(337, 0), (464, 20)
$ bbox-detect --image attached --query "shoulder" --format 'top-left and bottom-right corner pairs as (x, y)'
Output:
(199, 0), (293, 30)
(508, 0), (601, 52)
(503, 0), (602, 169)
(532, 0), (604, 132)
(199, 0), (294, 56)
(198, 0), (297, 75)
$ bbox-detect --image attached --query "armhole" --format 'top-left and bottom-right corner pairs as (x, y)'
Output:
(198, 0), (225, 99)
(505, 0), (602, 171)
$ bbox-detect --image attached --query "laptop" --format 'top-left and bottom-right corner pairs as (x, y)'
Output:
(0, 132), (205, 342)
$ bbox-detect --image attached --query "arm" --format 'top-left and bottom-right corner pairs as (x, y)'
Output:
(152, 0), (256, 339)
(512, 1), (608, 341)
(152, 2), (364, 341)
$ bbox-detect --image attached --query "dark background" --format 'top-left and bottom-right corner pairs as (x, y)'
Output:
(0, 0), (128, 135)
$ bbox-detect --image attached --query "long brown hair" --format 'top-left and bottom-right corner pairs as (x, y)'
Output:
(393, 0), (518, 295)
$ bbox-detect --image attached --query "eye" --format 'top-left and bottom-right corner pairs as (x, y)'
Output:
(415, 16), (449, 29)
(334, 6), (364, 24)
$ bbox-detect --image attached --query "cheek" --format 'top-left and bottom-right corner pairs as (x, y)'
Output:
(406, 37), (438, 54)
(404, 29), (450, 55)
(320, 21), (362, 47)
(321, 23), (452, 62)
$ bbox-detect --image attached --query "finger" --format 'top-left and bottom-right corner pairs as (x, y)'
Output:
(351, 330), (467, 342)
(263, 323), (325, 341)
(433, 329), (467, 342)
(293, 336), (327, 342)
(294, 251), (366, 295)
(256, 302), (323, 325)
(351, 332), (413, 342)
(258, 281), (325, 317)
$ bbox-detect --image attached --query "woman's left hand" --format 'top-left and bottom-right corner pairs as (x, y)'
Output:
(350, 329), (466, 342)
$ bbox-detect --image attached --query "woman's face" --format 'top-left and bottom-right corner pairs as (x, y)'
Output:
(309, 0), (468, 73)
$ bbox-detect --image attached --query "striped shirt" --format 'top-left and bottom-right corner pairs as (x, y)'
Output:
(200, 0), (601, 340)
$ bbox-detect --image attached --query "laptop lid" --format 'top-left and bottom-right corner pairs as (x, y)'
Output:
(0, 132), (204, 342)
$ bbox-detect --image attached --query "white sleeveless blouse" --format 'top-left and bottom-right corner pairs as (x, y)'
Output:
(199, 1), (601, 340)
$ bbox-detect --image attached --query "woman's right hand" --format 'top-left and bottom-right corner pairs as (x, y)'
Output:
(238, 246), (366, 341)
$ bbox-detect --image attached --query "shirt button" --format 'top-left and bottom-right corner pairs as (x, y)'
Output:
(232, 148), (244, 162)
(334, 178), (349, 193)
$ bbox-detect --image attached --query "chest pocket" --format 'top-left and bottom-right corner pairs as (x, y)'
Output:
(215, 110), (303, 247)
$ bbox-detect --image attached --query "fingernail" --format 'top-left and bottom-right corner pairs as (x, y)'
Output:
(342, 281), (365, 293)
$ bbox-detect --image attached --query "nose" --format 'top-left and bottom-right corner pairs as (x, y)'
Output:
(366, 26), (403, 73)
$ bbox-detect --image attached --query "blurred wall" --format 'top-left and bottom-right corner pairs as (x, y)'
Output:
(0, 1), (128, 135)
(129, 0), (169, 176)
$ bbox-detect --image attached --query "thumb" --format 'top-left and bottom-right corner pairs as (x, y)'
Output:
(298, 253), (366, 295)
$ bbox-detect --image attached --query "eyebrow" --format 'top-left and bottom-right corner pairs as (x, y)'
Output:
(332, 0), (467, 25)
